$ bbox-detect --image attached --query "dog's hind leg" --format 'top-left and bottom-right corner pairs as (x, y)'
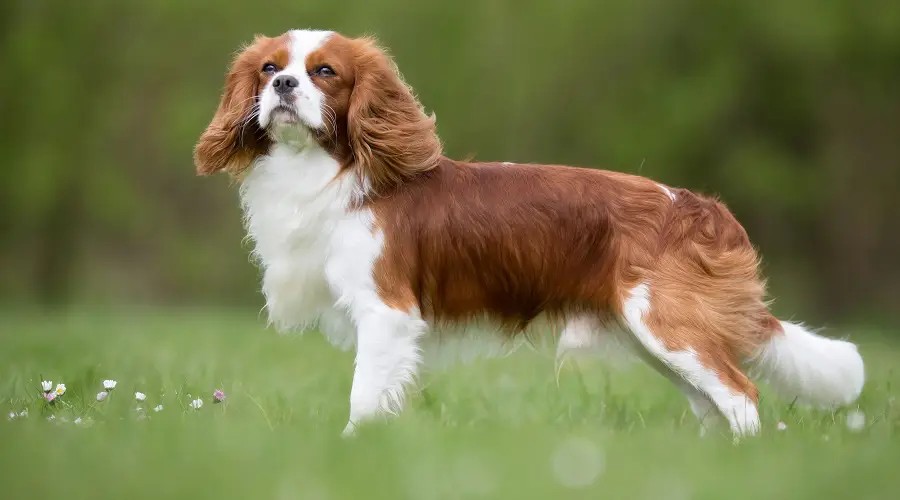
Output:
(618, 282), (762, 436)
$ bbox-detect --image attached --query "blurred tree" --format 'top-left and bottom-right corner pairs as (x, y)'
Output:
(1, 0), (897, 325)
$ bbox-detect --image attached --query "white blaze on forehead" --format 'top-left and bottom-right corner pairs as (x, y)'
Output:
(258, 29), (333, 131)
(287, 29), (333, 63)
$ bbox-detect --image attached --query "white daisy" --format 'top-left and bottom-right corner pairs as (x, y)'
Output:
(103, 380), (117, 390)
(54, 383), (66, 396)
(134, 392), (146, 402)
(41, 380), (53, 392)
(96, 391), (109, 402)
(190, 398), (203, 409)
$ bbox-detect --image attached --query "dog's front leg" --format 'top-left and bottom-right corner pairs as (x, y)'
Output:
(340, 305), (426, 436)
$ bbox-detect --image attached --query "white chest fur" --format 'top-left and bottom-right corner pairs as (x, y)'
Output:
(239, 143), (364, 349)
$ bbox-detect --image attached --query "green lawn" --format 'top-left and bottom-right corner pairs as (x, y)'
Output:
(1, 309), (898, 499)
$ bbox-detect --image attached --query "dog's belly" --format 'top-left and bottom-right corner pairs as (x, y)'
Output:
(418, 313), (637, 371)
(418, 315), (562, 370)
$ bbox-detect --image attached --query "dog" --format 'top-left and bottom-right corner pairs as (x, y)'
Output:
(194, 29), (864, 436)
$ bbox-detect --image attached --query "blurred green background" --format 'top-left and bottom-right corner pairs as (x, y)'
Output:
(2, 4), (899, 498)
(1, 0), (898, 327)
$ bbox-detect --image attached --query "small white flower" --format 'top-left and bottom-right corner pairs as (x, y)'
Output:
(103, 380), (117, 390)
(135, 407), (143, 412)
(74, 417), (83, 425)
(18, 410), (28, 418)
(96, 391), (109, 402)
(134, 392), (146, 402)
(846, 410), (866, 432)
(776, 421), (787, 431)
(8, 412), (16, 420)
(190, 398), (203, 409)
(47, 415), (56, 421)
(54, 383), (66, 396)
(153, 405), (163, 412)
(41, 380), (53, 392)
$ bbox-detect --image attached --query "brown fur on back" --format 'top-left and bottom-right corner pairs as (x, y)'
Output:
(369, 158), (774, 355)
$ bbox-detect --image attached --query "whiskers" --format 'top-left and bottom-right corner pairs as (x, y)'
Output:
(232, 94), (339, 155)
(320, 102), (338, 139)
(237, 100), (263, 149)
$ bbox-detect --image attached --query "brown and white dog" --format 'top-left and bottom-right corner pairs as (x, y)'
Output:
(194, 29), (865, 437)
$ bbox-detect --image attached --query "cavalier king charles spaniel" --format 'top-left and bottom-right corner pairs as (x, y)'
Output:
(194, 29), (864, 437)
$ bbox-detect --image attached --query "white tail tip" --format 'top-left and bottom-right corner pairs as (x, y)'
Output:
(750, 321), (864, 408)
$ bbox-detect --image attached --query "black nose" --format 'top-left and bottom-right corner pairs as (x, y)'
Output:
(272, 75), (299, 94)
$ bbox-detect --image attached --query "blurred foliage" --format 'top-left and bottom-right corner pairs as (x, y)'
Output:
(1, 0), (898, 324)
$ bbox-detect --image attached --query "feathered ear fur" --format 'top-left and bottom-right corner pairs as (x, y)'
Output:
(194, 38), (271, 176)
(347, 38), (443, 193)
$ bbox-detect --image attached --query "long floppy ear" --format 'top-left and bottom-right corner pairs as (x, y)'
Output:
(347, 37), (442, 193)
(194, 40), (270, 176)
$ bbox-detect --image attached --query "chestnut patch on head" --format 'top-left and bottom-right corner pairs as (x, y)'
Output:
(302, 35), (443, 194)
(193, 34), (290, 176)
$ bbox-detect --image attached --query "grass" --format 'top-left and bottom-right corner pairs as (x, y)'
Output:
(1, 308), (898, 499)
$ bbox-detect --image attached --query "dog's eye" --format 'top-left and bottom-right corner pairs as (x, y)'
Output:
(311, 65), (336, 77)
(261, 63), (278, 75)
